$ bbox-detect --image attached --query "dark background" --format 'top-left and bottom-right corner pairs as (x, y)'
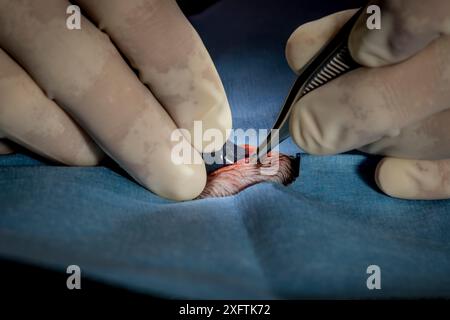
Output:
(1, 0), (365, 301)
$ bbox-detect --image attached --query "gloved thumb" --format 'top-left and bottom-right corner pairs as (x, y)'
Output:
(286, 9), (358, 73)
(376, 158), (450, 200)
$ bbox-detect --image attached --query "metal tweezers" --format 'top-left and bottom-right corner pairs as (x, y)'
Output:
(210, 7), (364, 170)
(256, 8), (364, 159)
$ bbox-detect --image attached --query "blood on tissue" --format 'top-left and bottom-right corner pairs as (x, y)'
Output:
(198, 145), (300, 199)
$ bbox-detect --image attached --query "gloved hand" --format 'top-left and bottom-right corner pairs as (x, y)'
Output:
(286, 0), (450, 200)
(0, 0), (232, 200)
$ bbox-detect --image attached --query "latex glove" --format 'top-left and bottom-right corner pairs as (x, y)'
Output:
(0, 0), (232, 200)
(286, 1), (450, 200)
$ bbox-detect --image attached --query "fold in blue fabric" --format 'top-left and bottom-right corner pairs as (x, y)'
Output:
(1, 0), (449, 298)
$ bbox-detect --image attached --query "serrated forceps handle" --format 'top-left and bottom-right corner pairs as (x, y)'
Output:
(256, 8), (364, 159)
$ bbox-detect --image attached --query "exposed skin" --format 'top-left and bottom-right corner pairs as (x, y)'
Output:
(0, 0), (232, 200)
(286, 1), (450, 200)
(198, 146), (299, 199)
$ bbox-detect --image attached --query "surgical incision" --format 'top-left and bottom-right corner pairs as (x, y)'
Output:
(198, 146), (300, 199)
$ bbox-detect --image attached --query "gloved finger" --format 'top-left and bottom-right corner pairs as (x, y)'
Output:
(0, 48), (102, 165)
(360, 109), (450, 160)
(349, 0), (450, 67)
(0, 0), (206, 200)
(286, 9), (358, 73)
(375, 158), (450, 200)
(289, 36), (450, 155)
(0, 139), (14, 155)
(77, 0), (232, 153)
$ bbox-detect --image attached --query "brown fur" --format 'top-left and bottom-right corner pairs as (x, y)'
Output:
(198, 152), (300, 199)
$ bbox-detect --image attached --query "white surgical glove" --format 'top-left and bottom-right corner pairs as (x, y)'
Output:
(286, 0), (450, 200)
(0, 0), (232, 200)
